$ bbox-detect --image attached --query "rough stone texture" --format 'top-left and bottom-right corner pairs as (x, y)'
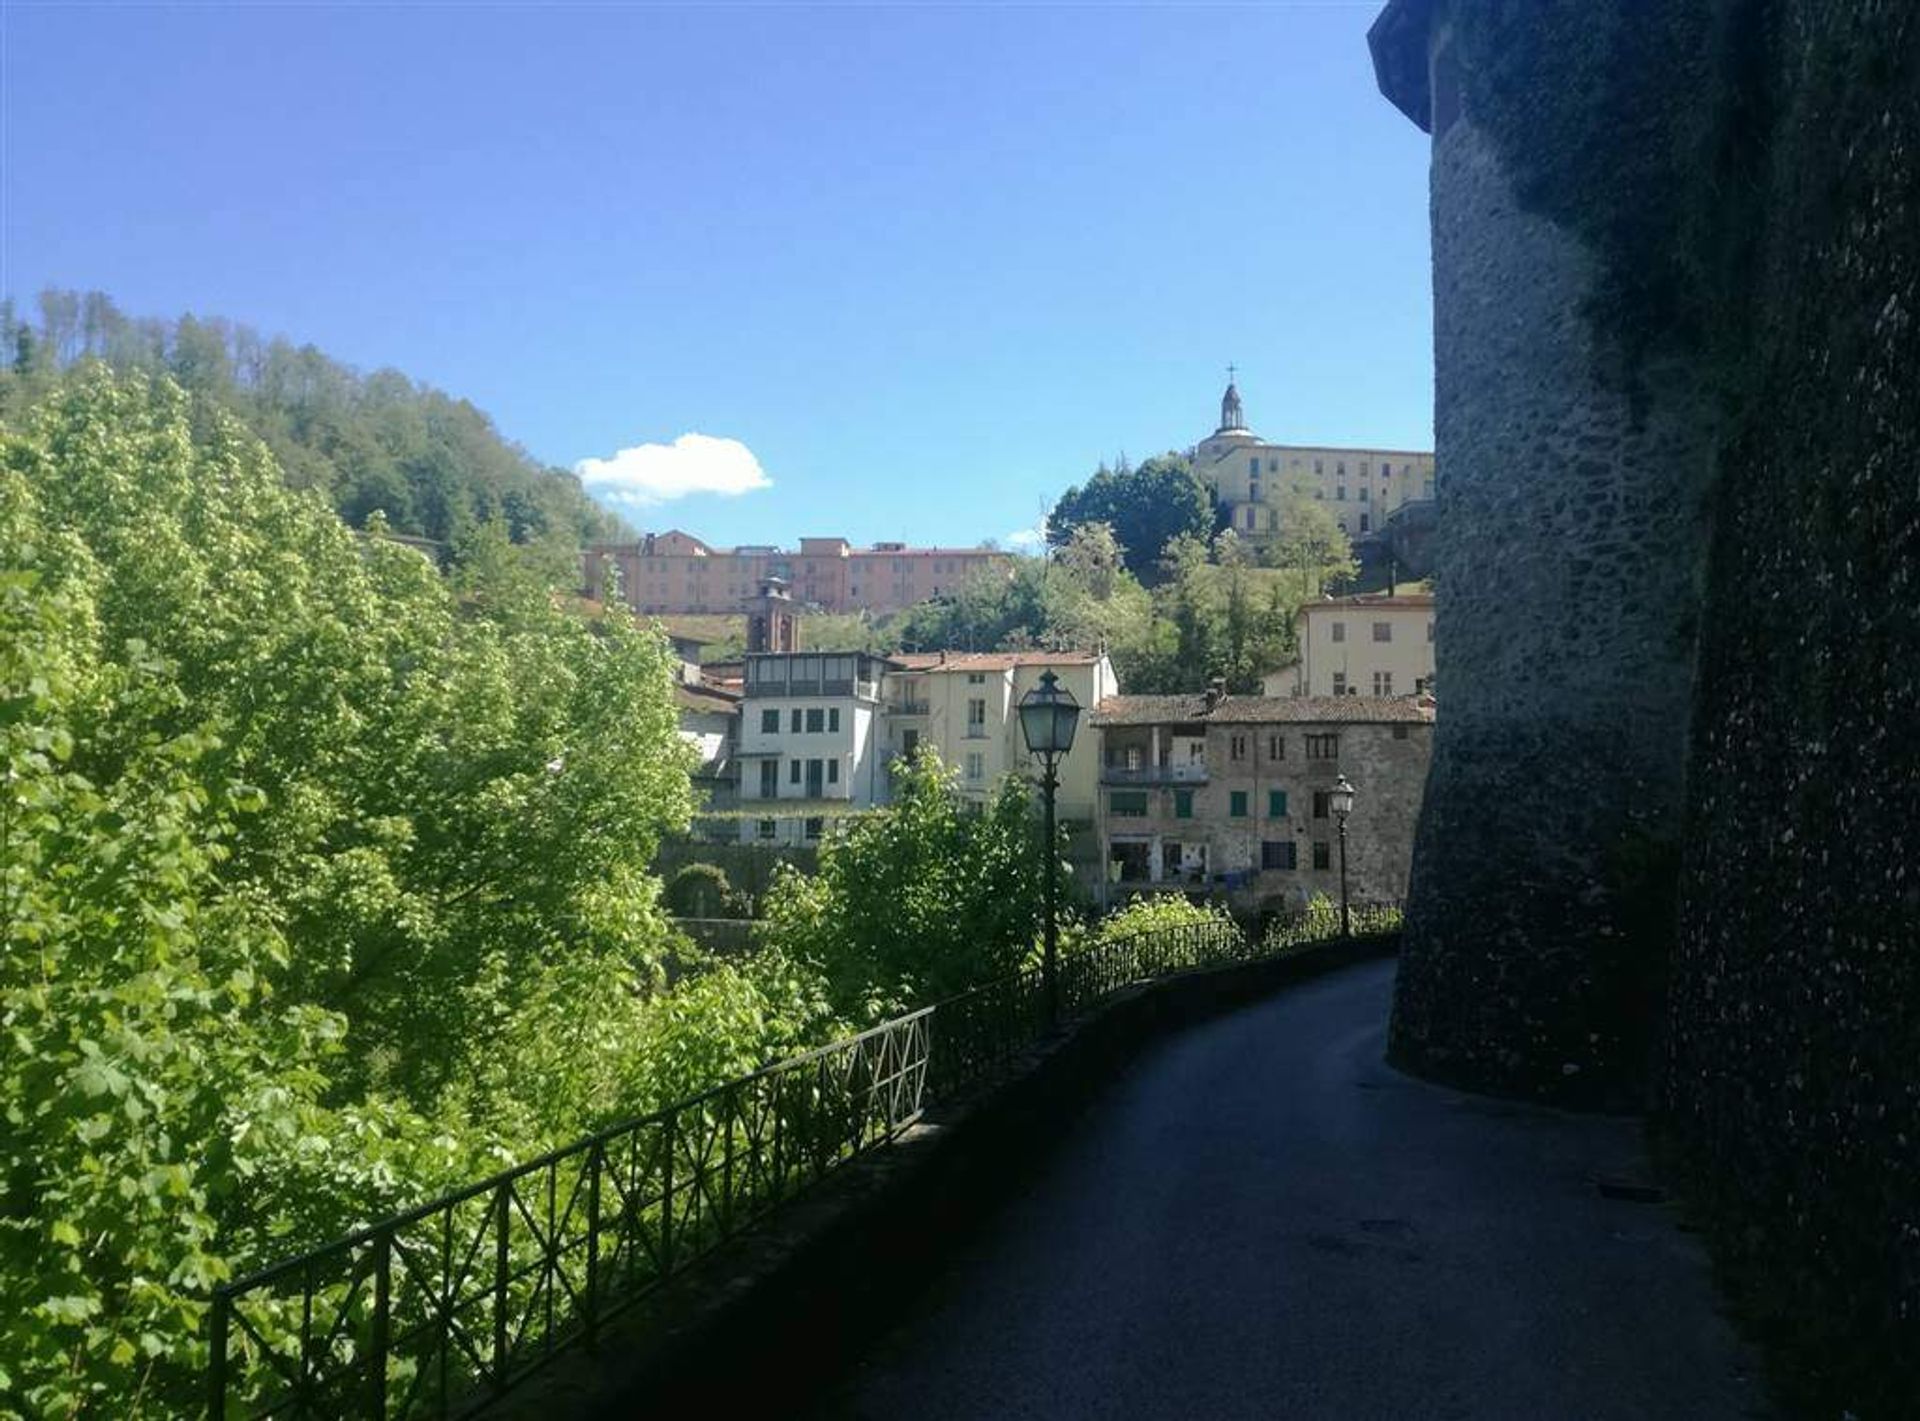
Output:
(1388, 10), (1718, 1109)
(1658, 5), (1920, 1414)
(1377, 1), (1920, 1411)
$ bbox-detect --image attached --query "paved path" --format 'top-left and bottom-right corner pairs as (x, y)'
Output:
(810, 959), (1768, 1420)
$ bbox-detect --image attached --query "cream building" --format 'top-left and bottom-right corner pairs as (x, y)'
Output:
(1191, 378), (1435, 547)
(1273, 593), (1436, 699)
(882, 651), (1119, 824)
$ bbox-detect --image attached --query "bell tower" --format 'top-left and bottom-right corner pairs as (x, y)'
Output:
(745, 576), (800, 654)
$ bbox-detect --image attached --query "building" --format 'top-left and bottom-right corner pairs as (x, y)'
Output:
(1090, 691), (1434, 915)
(883, 651), (1120, 822)
(585, 533), (1015, 617)
(1274, 592), (1436, 698)
(1191, 379), (1435, 547)
(676, 679), (740, 836)
(733, 651), (896, 846)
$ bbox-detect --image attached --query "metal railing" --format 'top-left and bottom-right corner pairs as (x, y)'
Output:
(1099, 763), (1209, 785)
(209, 916), (1322, 1419)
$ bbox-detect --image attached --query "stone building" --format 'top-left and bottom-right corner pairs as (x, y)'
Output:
(1369, 3), (1920, 1407)
(1089, 692), (1433, 914)
(1190, 379), (1435, 548)
(1278, 592), (1436, 698)
(585, 533), (1014, 616)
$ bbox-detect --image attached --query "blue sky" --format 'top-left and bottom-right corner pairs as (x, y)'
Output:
(3, 1), (1430, 549)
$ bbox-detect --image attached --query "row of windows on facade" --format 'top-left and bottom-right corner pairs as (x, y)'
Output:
(1331, 671), (1411, 696)
(760, 707), (843, 734)
(1109, 784), (1347, 820)
(1327, 620), (1435, 644)
(755, 758), (843, 795)
(1243, 455), (1428, 478)
(1105, 731), (1340, 769)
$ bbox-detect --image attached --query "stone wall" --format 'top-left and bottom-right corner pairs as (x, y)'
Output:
(1372, 1), (1920, 1409)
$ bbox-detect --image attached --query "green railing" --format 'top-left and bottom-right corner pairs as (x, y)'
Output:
(210, 914), (1385, 1418)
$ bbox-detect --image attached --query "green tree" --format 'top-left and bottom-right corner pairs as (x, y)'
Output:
(1267, 475), (1358, 602)
(1048, 452), (1214, 583)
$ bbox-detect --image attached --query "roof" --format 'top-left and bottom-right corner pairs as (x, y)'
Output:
(675, 682), (740, 715)
(1090, 694), (1435, 727)
(1299, 593), (1435, 614)
(890, 650), (1106, 672)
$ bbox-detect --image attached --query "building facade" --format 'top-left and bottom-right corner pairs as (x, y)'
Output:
(1191, 380), (1435, 547)
(733, 651), (894, 847)
(585, 534), (1015, 617)
(883, 651), (1120, 823)
(1277, 593), (1436, 698)
(1090, 692), (1434, 915)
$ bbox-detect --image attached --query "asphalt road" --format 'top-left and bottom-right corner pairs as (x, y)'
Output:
(808, 958), (1769, 1421)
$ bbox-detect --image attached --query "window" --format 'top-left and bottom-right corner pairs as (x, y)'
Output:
(790, 760), (802, 784)
(1360, 513), (1371, 533)
(965, 752), (984, 781)
(1359, 461), (1370, 476)
(1373, 621), (1393, 643)
(790, 709), (802, 733)
(804, 817), (823, 842)
(1314, 459), (1323, 474)
(1337, 461), (1346, 475)
(827, 759), (840, 784)
(1332, 672), (1348, 696)
(758, 819), (777, 841)
(1337, 486), (1347, 500)
(967, 672), (986, 684)
(1262, 840), (1297, 870)
(967, 698), (987, 737)
(1230, 735), (1248, 761)
(1313, 841), (1332, 870)
(829, 707), (841, 732)
(759, 760), (778, 797)
(1267, 733), (1284, 761)
(1250, 456), (1259, 474)
(1313, 789), (1330, 819)
(1174, 789), (1194, 819)
(1268, 789), (1288, 817)
(760, 709), (779, 734)
(1393, 724), (1410, 740)
(1110, 791), (1148, 818)
(1382, 461), (1392, 477)
(1423, 477), (1435, 498)
(1427, 620), (1435, 643)
(806, 708), (824, 733)
(1306, 733), (1339, 760)
(1230, 791), (1249, 818)
(1331, 622), (1347, 643)
(1360, 486), (1371, 501)
(1374, 671), (1394, 696)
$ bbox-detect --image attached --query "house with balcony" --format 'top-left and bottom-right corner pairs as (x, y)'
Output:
(882, 651), (1118, 823)
(1090, 690), (1435, 915)
(734, 651), (896, 846)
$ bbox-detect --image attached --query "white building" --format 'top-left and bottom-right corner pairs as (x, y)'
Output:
(1273, 593), (1436, 699)
(734, 651), (894, 846)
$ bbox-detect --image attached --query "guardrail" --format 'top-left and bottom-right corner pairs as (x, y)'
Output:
(1098, 764), (1209, 785)
(209, 916), (1311, 1418)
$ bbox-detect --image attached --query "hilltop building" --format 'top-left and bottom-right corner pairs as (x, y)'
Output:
(1191, 378), (1435, 547)
(585, 533), (1015, 617)
(1090, 691), (1434, 915)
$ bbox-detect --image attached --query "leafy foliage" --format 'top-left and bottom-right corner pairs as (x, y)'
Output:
(0, 289), (625, 575)
(758, 752), (1066, 1015)
(0, 370), (809, 1415)
(1047, 452), (1215, 582)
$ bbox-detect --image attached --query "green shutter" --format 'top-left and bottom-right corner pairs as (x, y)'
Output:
(1230, 791), (1248, 818)
(1269, 789), (1288, 817)
(1174, 790), (1193, 819)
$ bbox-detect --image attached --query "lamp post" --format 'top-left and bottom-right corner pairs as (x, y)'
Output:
(1018, 669), (1081, 1027)
(1330, 773), (1356, 939)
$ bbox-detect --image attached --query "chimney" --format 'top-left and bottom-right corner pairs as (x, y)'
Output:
(1203, 677), (1226, 712)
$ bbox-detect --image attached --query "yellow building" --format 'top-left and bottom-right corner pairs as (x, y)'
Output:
(1191, 379), (1435, 546)
(1274, 593), (1436, 699)
(882, 651), (1119, 823)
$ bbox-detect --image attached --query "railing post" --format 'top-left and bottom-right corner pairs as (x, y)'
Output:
(208, 1287), (229, 1421)
(659, 1111), (676, 1274)
(721, 1088), (736, 1236)
(585, 1141), (602, 1346)
(369, 1230), (391, 1421)
(493, 1181), (511, 1390)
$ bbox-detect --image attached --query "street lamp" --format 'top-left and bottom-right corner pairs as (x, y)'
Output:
(1330, 773), (1356, 939)
(1018, 669), (1081, 1026)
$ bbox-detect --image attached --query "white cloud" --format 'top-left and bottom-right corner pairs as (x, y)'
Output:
(574, 433), (771, 508)
(1005, 524), (1048, 550)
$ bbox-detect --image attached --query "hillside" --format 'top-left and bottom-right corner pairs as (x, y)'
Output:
(0, 290), (626, 569)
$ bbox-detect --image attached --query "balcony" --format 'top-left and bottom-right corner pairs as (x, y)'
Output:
(890, 700), (930, 716)
(1100, 762), (1209, 786)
